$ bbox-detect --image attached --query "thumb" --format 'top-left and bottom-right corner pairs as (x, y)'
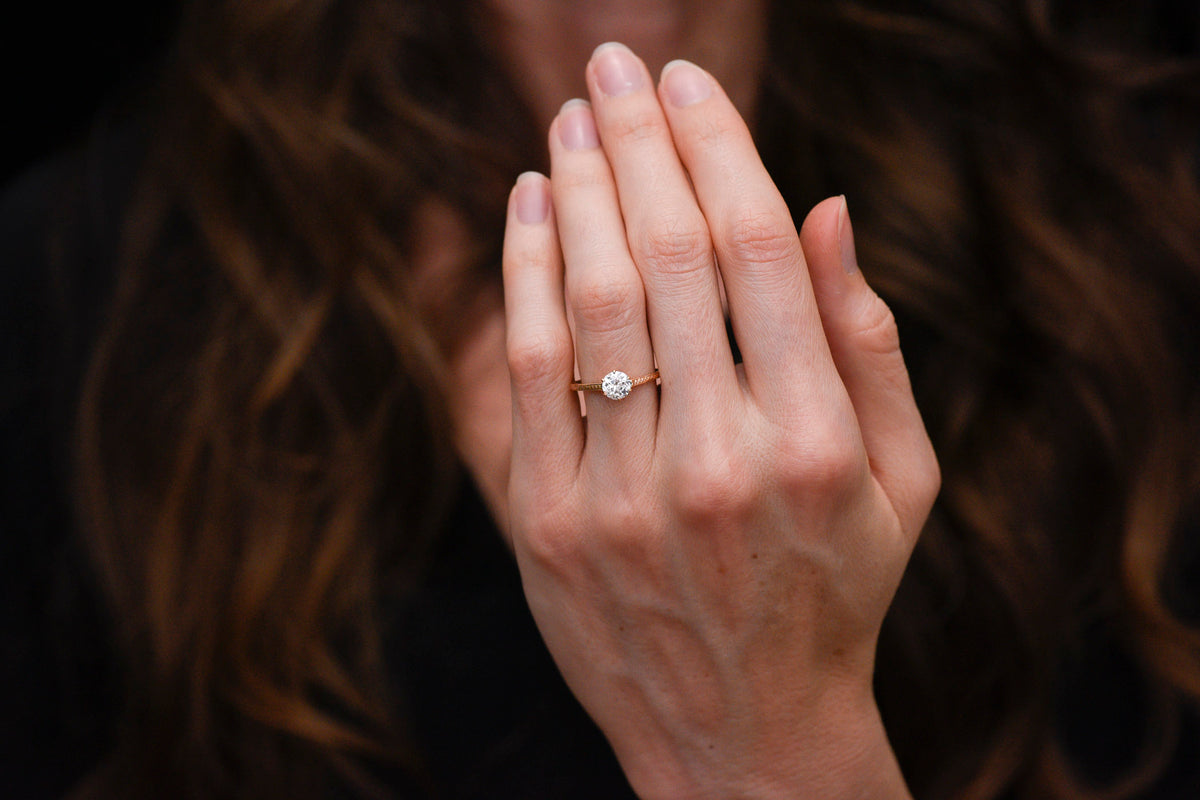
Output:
(799, 196), (940, 542)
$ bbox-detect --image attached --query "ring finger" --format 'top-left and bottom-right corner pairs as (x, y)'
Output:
(551, 99), (659, 468)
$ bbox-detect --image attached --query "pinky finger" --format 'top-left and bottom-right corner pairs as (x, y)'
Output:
(503, 172), (584, 496)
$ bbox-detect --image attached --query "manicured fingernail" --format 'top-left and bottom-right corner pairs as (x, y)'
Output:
(558, 99), (599, 151)
(838, 196), (859, 275)
(592, 42), (644, 97)
(661, 60), (713, 107)
(514, 172), (549, 224)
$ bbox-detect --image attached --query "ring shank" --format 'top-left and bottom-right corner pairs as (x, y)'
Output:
(570, 369), (660, 394)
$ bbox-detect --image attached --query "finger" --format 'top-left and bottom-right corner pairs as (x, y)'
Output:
(799, 196), (941, 541)
(550, 99), (659, 462)
(585, 43), (737, 422)
(503, 171), (584, 497)
(657, 59), (842, 412)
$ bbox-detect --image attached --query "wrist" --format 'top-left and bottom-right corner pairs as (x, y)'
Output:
(617, 685), (910, 800)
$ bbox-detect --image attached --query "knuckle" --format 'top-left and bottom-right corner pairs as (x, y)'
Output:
(609, 108), (667, 144)
(632, 214), (712, 276)
(569, 276), (644, 333)
(915, 439), (943, 515)
(887, 436), (942, 543)
(521, 520), (581, 573)
(510, 239), (553, 272)
(721, 208), (801, 267)
(690, 115), (736, 148)
(516, 494), (589, 572)
(670, 449), (755, 524)
(507, 330), (573, 390)
(850, 294), (903, 358)
(593, 493), (658, 558)
(775, 422), (865, 498)
(555, 165), (610, 193)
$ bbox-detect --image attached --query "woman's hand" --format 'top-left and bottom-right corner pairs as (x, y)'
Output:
(501, 43), (939, 800)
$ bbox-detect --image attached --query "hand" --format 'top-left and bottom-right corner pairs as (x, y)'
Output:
(501, 43), (939, 800)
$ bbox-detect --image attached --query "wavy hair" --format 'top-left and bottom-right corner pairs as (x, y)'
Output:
(73, 0), (1200, 797)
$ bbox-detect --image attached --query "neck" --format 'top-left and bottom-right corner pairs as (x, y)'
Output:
(484, 1), (769, 136)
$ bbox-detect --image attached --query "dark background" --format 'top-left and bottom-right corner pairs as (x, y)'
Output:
(2, 1), (1197, 188)
(2, 3), (179, 186)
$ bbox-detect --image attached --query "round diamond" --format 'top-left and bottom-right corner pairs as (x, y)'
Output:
(601, 370), (633, 400)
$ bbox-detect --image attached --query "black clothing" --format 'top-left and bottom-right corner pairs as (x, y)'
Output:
(2, 121), (1198, 799)
(1, 123), (132, 799)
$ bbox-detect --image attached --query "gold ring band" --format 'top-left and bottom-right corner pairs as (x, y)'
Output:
(570, 369), (660, 400)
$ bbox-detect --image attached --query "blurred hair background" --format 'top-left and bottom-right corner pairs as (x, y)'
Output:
(4, 0), (1196, 186)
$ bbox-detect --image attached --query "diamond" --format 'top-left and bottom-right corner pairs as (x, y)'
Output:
(601, 370), (633, 400)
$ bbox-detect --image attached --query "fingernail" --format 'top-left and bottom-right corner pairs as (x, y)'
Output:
(838, 196), (859, 275)
(592, 42), (644, 97)
(558, 99), (599, 151)
(661, 60), (713, 107)
(514, 172), (549, 224)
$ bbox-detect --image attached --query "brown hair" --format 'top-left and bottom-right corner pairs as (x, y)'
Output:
(73, 0), (1200, 797)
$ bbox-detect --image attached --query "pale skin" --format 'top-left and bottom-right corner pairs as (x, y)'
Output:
(434, 5), (942, 799)
(441, 0), (769, 517)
